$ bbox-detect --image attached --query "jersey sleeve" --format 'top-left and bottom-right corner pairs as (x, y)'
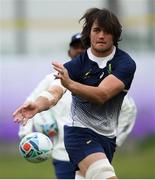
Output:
(116, 95), (137, 146)
(112, 58), (136, 89)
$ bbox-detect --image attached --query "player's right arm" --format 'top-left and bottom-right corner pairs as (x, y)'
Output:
(13, 84), (64, 125)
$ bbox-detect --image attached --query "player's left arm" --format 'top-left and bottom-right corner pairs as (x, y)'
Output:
(67, 74), (124, 104)
(52, 58), (136, 104)
(52, 61), (125, 104)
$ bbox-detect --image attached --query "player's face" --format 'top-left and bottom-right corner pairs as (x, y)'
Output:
(90, 22), (114, 57)
(68, 42), (85, 59)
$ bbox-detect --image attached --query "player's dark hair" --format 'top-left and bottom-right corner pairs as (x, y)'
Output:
(79, 8), (122, 48)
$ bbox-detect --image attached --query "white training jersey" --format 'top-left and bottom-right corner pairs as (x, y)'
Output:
(18, 73), (72, 161)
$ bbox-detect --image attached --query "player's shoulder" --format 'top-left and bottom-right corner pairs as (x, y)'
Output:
(116, 48), (135, 63)
(114, 48), (136, 70)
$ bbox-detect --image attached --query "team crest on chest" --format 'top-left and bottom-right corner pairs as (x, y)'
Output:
(83, 69), (92, 79)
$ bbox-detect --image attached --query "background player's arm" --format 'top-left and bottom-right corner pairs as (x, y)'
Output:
(13, 84), (64, 125)
(26, 74), (54, 102)
(116, 95), (137, 146)
(18, 75), (54, 137)
(36, 85), (64, 112)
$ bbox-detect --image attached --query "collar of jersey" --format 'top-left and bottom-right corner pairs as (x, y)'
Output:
(87, 46), (116, 69)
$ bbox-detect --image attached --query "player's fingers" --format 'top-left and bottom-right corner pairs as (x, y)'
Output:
(14, 113), (24, 123)
(14, 116), (23, 123)
(14, 117), (21, 123)
(52, 62), (65, 73)
(53, 66), (64, 74)
(23, 101), (31, 108)
(12, 106), (23, 117)
(13, 102), (30, 116)
(53, 66), (67, 77)
(52, 61), (63, 68)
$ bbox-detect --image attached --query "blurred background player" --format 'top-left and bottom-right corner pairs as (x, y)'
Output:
(18, 32), (137, 179)
(18, 33), (85, 179)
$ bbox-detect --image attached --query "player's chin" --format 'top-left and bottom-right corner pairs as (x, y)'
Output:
(96, 47), (107, 53)
(95, 44), (106, 50)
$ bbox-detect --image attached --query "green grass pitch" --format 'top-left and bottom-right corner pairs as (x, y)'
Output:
(0, 139), (155, 179)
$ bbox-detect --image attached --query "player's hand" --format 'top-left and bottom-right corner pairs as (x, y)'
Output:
(13, 102), (39, 125)
(52, 61), (73, 88)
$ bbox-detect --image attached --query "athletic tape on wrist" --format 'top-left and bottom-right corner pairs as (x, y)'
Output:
(39, 91), (54, 101)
